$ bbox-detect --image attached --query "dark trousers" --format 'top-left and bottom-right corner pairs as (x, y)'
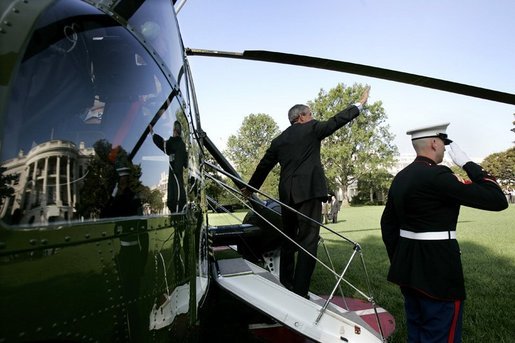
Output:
(167, 172), (186, 213)
(402, 288), (463, 343)
(280, 198), (321, 297)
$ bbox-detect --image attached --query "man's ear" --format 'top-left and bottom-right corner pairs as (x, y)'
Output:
(430, 138), (438, 151)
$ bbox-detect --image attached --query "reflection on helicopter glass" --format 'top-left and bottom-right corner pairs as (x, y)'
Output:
(0, 1), (208, 342)
(0, 0), (193, 226)
(149, 120), (188, 213)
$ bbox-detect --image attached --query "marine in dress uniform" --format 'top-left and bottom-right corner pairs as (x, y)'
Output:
(242, 87), (370, 298)
(381, 123), (508, 342)
(101, 165), (148, 341)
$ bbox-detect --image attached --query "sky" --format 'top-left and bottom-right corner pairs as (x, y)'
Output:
(176, 0), (515, 162)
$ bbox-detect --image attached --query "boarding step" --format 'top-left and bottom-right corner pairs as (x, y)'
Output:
(212, 257), (386, 343)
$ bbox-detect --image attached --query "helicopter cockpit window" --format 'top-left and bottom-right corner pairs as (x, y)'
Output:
(0, 0), (188, 226)
(119, 0), (192, 123)
(132, 98), (191, 215)
(123, 0), (184, 82)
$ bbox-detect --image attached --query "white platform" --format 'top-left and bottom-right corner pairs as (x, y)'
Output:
(214, 257), (385, 343)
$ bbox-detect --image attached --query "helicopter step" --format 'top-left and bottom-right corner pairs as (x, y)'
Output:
(212, 254), (391, 343)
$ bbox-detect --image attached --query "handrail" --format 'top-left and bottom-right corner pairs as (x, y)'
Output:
(204, 161), (385, 341)
(204, 160), (358, 246)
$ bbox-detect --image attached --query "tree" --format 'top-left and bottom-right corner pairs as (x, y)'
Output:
(225, 113), (281, 198)
(204, 170), (226, 208)
(351, 170), (393, 205)
(202, 154), (227, 207)
(309, 83), (398, 204)
(144, 188), (163, 214)
(0, 167), (18, 206)
(76, 140), (116, 218)
(76, 140), (145, 219)
(481, 147), (515, 190)
(137, 186), (164, 214)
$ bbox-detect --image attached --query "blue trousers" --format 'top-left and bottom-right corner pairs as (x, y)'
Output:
(402, 288), (463, 343)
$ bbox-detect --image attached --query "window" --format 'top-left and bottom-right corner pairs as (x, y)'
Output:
(0, 0), (194, 225)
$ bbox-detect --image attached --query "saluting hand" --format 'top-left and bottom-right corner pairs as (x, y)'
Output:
(359, 86), (371, 105)
(448, 142), (472, 168)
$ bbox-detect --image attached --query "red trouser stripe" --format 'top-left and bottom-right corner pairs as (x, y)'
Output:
(448, 300), (461, 343)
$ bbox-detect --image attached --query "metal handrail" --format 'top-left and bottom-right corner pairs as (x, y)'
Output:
(204, 161), (385, 341)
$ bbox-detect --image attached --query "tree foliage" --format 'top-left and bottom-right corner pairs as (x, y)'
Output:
(76, 140), (146, 219)
(0, 167), (18, 205)
(309, 83), (398, 203)
(481, 147), (515, 190)
(202, 154), (237, 209)
(225, 113), (281, 198)
(138, 187), (164, 214)
(351, 170), (393, 205)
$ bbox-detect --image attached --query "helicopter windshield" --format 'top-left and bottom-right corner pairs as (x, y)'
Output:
(0, 0), (193, 225)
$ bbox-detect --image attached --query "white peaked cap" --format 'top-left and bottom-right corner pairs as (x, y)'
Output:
(406, 122), (452, 145)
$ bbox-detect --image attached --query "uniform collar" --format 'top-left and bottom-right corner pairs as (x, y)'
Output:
(414, 155), (437, 165)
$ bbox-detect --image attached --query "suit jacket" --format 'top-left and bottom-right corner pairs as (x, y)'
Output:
(152, 134), (188, 176)
(152, 133), (188, 207)
(381, 156), (508, 300)
(248, 105), (360, 205)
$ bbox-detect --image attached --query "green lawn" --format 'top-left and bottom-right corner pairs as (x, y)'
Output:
(208, 204), (515, 342)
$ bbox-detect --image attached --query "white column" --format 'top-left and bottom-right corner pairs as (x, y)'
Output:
(67, 157), (72, 207)
(31, 162), (37, 207)
(43, 157), (49, 206)
(56, 156), (61, 205)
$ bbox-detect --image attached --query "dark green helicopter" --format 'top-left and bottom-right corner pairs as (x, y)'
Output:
(0, 0), (209, 341)
(1, 1), (514, 342)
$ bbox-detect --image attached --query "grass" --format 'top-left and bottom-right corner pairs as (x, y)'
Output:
(208, 204), (515, 342)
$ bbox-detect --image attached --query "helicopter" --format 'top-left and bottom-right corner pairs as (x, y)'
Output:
(1, 0), (513, 342)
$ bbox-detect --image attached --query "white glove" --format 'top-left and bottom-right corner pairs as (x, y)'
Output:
(448, 142), (472, 168)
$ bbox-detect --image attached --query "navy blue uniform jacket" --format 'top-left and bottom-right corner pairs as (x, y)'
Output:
(381, 156), (508, 300)
(248, 105), (360, 205)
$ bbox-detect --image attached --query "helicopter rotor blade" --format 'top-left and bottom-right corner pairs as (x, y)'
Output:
(185, 48), (515, 106)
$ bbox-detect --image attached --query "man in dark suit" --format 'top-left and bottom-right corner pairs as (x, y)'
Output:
(242, 86), (370, 298)
(149, 120), (188, 213)
(381, 123), (508, 342)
